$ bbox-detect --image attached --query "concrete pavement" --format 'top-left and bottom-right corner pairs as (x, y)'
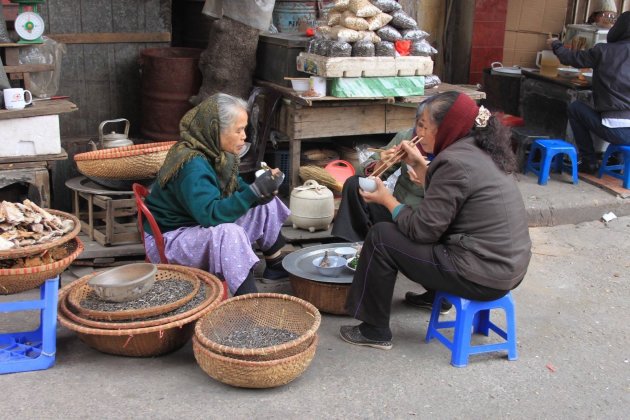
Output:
(1, 173), (629, 419)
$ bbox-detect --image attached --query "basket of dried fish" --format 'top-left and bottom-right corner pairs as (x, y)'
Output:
(56, 265), (224, 357)
(0, 200), (80, 260)
(74, 141), (176, 181)
(194, 293), (321, 362)
(0, 237), (84, 294)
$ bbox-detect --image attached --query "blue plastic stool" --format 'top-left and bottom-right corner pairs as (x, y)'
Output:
(598, 144), (630, 189)
(524, 139), (578, 185)
(425, 291), (518, 367)
(0, 277), (59, 375)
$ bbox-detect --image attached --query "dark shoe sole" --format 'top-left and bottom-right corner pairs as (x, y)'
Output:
(339, 325), (392, 350)
(404, 292), (452, 315)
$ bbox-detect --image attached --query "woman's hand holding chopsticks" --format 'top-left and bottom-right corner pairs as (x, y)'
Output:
(400, 140), (429, 186)
(372, 136), (421, 178)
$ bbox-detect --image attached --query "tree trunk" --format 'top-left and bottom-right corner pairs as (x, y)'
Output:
(192, 17), (260, 104)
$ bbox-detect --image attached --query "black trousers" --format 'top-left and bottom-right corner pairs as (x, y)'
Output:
(346, 222), (507, 328)
(331, 176), (392, 242)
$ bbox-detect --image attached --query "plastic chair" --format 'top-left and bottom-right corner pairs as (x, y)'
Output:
(425, 291), (518, 368)
(0, 277), (59, 374)
(132, 183), (228, 300)
(524, 139), (578, 185)
(598, 144), (630, 189)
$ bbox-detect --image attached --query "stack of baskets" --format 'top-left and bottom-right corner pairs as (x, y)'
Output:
(0, 210), (83, 295)
(193, 293), (321, 388)
(73, 141), (176, 189)
(57, 265), (224, 357)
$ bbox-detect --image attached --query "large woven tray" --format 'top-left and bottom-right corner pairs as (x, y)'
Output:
(0, 237), (83, 295)
(195, 293), (321, 361)
(74, 141), (176, 180)
(67, 265), (200, 321)
(58, 266), (223, 329)
(0, 209), (81, 261)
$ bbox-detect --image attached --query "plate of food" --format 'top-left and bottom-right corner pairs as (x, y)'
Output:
(346, 257), (358, 272)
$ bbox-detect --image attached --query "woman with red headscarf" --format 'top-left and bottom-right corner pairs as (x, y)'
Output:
(340, 91), (532, 350)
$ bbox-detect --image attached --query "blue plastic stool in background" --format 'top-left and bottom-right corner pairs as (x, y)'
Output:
(598, 144), (630, 189)
(0, 277), (59, 374)
(524, 139), (578, 185)
(425, 291), (518, 368)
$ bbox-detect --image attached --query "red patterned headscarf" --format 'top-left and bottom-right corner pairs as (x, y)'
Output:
(432, 93), (479, 156)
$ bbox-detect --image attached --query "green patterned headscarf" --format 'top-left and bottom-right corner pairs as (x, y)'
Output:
(157, 94), (240, 197)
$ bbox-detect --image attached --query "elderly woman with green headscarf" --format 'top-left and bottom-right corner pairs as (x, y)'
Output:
(143, 93), (290, 296)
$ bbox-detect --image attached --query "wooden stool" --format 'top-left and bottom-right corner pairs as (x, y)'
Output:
(66, 176), (141, 246)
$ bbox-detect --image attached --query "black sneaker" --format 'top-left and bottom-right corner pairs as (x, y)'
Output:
(260, 265), (289, 284)
(577, 160), (598, 175)
(339, 325), (392, 350)
(404, 291), (452, 314)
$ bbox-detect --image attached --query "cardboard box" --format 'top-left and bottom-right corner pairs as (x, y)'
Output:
(0, 115), (61, 157)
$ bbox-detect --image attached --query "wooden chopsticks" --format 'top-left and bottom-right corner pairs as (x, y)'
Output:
(371, 136), (421, 178)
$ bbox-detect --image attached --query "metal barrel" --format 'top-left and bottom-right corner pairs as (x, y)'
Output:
(272, 0), (334, 33)
(140, 47), (202, 141)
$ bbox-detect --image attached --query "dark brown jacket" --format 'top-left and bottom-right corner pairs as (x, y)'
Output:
(396, 137), (531, 290)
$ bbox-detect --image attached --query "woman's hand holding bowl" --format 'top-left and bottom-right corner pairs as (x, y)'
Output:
(359, 177), (392, 206)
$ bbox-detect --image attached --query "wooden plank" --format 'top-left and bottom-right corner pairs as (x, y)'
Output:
(398, 82), (486, 103)
(48, 32), (171, 44)
(289, 104), (386, 139)
(0, 150), (67, 165)
(76, 233), (145, 259)
(4, 64), (56, 73)
(579, 173), (630, 199)
(385, 104), (417, 134)
(0, 100), (78, 120)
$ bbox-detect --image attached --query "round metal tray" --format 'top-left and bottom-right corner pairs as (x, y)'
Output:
(282, 242), (358, 284)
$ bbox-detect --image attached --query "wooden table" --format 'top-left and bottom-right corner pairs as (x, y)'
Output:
(257, 80), (486, 190)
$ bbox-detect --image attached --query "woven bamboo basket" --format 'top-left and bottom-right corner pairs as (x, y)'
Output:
(0, 210), (81, 261)
(194, 293), (321, 361)
(192, 334), (318, 388)
(302, 148), (339, 167)
(58, 267), (223, 330)
(289, 274), (350, 315)
(66, 265), (200, 321)
(74, 141), (176, 180)
(0, 238), (83, 295)
(57, 265), (223, 357)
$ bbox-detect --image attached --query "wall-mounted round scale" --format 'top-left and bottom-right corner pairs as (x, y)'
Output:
(10, 0), (45, 44)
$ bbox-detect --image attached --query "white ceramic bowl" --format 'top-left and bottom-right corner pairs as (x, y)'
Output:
(557, 67), (579, 78)
(358, 177), (377, 192)
(290, 78), (310, 93)
(312, 255), (346, 277)
(334, 247), (357, 259)
(88, 263), (157, 302)
(582, 72), (593, 83)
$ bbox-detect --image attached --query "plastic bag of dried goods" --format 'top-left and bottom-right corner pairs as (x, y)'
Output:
(369, 0), (402, 13)
(349, 0), (380, 18)
(401, 28), (429, 41)
(375, 40), (396, 57)
(366, 12), (393, 31)
(329, 40), (353, 57)
(423, 75), (442, 89)
(390, 10), (418, 29)
(376, 25), (402, 42)
(358, 30), (381, 43)
(341, 10), (370, 30)
(352, 36), (375, 57)
(332, 0), (350, 12)
(411, 39), (438, 56)
(329, 25), (362, 43)
(327, 11), (342, 26)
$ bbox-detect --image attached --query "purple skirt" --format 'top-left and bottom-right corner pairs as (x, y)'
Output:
(144, 197), (290, 294)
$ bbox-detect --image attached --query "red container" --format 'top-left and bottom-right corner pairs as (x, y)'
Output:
(325, 160), (355, 186)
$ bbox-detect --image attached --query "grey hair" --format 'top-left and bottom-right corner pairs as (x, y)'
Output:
(215, 93), (248, 133)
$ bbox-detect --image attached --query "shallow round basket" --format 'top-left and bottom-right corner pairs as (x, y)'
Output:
(57, 265), (224, 357)
(195, 293), (321, 361)
(0, 209), (81, 261)
(289, 274), (350, 315)
(301, 148), (339, 167)
(58, 266), (223, 330)
(192, 334), (318, 388)
(0, 238), (83, 295)
(74, 141), (176, 180)
(67, 264), (200, 321)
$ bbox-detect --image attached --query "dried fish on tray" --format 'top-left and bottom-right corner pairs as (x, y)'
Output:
(0, 200), (81, 260)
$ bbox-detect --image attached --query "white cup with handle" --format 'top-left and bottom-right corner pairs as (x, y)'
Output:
(3, 88), (33, 110)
